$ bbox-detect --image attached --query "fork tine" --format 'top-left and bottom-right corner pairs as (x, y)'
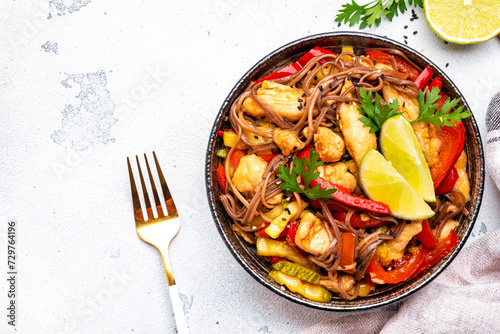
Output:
(153, 151), (178, 216)
(135, 155), (153, 219)
(144, 153), (164, 217)
(127, 157), (142, 215)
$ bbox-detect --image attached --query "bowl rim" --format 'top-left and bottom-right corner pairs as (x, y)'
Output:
(205, 31), (485, 311)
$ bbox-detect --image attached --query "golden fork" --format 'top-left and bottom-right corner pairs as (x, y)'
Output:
(127, 152), (189, 334)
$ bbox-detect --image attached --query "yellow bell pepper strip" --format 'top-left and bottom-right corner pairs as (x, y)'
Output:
(265, 201), (307, 239)
(223, 130), (238, 147)
(268, 270), (332, 303)
(256, 237), (313, 269)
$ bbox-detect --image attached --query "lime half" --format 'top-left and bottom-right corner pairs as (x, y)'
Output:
(380, 115), (435, 203)
(359, 149), (435, 220)
(424, 0), (500, 44)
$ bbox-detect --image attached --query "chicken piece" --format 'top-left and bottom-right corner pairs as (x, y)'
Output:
(231, 154), (267, 197)
(316, 162), (357, 193)
(338, 100), (377, 166)
(303, 127), (345, 162)
(319, 274), (356, 293)
(272, 128), (304, 156)
(382, 82), (443, 168)
(267, 193), (283, 205)
(433, 220), (459, 241)
(453, 150), (470, 202)
(242, 81), (304, 121)
(376, 221), (423, 265)
(295, 212), (331, 256)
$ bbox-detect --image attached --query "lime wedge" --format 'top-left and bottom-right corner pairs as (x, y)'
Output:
(359, 149), (435, 220)
(380, 115), (436, 203)
(424, 0), (500, 44)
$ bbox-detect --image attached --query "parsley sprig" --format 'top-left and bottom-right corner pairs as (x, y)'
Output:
(411, 87), (472, 130)
(358, 88), (402, 133)
(336, 0), (423, 29)
(277, 149), (336, 200)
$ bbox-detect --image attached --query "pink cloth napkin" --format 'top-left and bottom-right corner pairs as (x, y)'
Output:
(300, 228), (500, 334)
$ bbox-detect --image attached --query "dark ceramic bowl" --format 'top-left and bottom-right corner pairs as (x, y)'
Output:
(205, 32), (484, 311)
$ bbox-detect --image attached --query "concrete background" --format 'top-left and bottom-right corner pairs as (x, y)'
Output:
(0, 1), (499, 333)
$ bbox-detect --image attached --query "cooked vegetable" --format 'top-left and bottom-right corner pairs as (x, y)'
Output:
(256, 237), (313, 269)
(272, 261), (321, 284)
(269, 270), (332, 302)
(265, 201), (303, 239)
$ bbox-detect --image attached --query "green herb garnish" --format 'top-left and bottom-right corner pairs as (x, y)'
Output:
(411, 86), (472, 130)
(335, 0), (423, 29)
(357, 88), (402, 133)
(277, 149), (336, 200)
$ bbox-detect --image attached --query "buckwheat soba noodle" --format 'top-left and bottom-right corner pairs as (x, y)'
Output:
(215, 46), (470, 301)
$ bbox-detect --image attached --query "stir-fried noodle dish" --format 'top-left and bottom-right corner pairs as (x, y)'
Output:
(214, 46), (471, 302)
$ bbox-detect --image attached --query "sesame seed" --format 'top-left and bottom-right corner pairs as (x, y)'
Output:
(346, 101), (350, 104)
(302, 93), (306, 97)
(254, 135), (258, 139)
(444, 41), (449, 45)
(293, 146), (297, 150)
(373, 60), (377, 65)
(404, 40), (408, 45)
(341, 265), (346, 269)
(410, 18), (414, 22)
(284, 117), (288, 122)
(329, 83), (333, 88)
(393, 233), (397, 238)
(304, 102), (307, 106)
(261, 116), (266, 119)
(334, 76), (339, 81)
(360, 264), (365, 268)
(381, 74), (385, 79)
(404, 36), (408, 39)
(297, 105), (302, 110)
(321, 94), (325, 97)
(334, 255), (339, 259)
(445, 63), (449, 68)
(270, 166), (274, 172)
(413, 31), (418, 35)
(404, 84), (408, 89)
(314, 76), (318, 81)
(319, 85), (323, 91)
(284, 208), (291, 214)
(338, 22), (341, 28)
(298, 99), (303, 102)
(347, 77), (351, 81)
(406, 221), (411, 224)
(252, 226), (257, 230)
(282, 218), (286, 221)
(404, 25), (408, 29)
(391, 259), (395, 263)
(403, 102), (406, 107)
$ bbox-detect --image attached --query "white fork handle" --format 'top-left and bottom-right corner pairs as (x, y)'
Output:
(169, 285), (189, 334)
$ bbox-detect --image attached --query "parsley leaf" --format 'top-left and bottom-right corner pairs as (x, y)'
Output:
(410, 87), (472, 130)
(357, 88), (402, 133)
(336, 0), (423, 28)
(277, 149), (336, 200)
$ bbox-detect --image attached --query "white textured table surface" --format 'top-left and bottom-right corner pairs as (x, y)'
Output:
(1, 1), (499, 333)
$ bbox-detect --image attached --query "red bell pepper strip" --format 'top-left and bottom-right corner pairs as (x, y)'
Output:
(339, 232), (356, 267)
(365, 50), (421, 81)
(332, 211), (388, 229)
(435, 167), (459, 195)
(417, 219), (437, 249)
(230, 149), (246, 169)
(415, 67), (434, 90)
(258, 154), (278, 164)
(308, 199), (346, 211)
(216, 163), (227, 194)
(367, 245), (428, 284)
(270, 256), (286, 264)
(218, 129), (235, 137)
(430, 122), (465, 189)
(255, 47), (337, 84)
(297, 146), (391, 214)
(413, 230), (457, 277)
(429, 77), (443, 90)
(286, 221), (308, 257)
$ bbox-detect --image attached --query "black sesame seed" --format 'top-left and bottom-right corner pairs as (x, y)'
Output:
(393, 233), (397, 238)
(297, 106), (302, 110)
(341, 265), (346, 269)
(413, 31), (418, 35)
(403, 102), (406, 107)
(321, 94), (325, 97)
(314, 76), (318, 81)
(319, 85), (324, 91)
(298, 99), (303, 102)
(391, 259), (395, 263)
(406, 221), (411, 224)
(391, 267), (396, 270)
(360, 264), (365, 268)
(405, 40), (408, 45)
(334, 76), (339, 81)
(345, 101), (350, 104)
(334, 255), (339, 259)
(329, 83), (333, 89)
(373, 60), (377, 65)
(404, 25), (408, 29)
(270, 166), (274, 172)
(404, 84), (408, 89)
(261, 116), (266, 119)
(303, 102), (307, 106)
(284, 117), (288, 122)
(282, 218), (286, 221)
(254, 135), (258, 139)
(445, 63), (449, 68)
(410, 18), (414, 22)
(381, 74), (385, 79)
(302, 93), (306, 97)
(338, 22), (341, 28)
(284, 208), (291, 214)
(347, 77), (351, 81)
(404, 35), (408, 39)
(444, 41), (449, 44)
(293, 146), (297, 150)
